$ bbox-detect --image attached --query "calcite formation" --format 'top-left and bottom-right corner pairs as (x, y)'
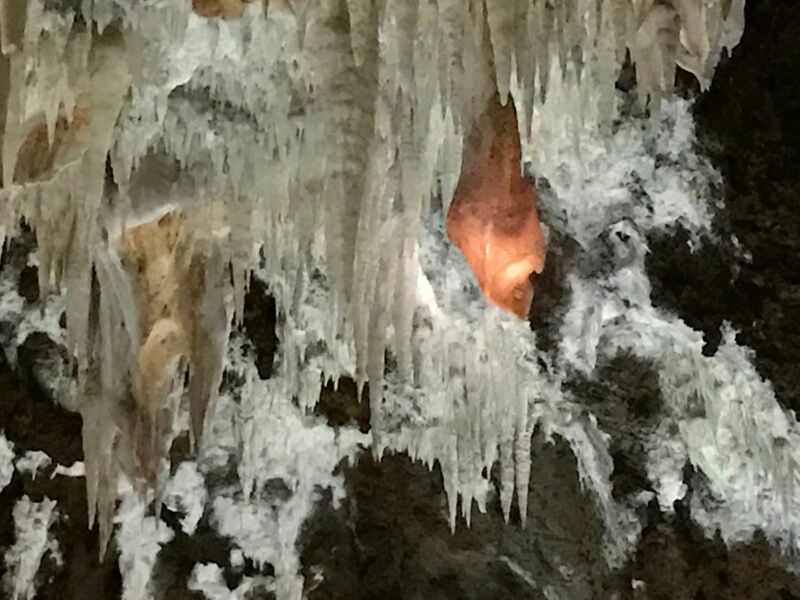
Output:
(446, 92), (545, 319)
(0, 0), (750, 572)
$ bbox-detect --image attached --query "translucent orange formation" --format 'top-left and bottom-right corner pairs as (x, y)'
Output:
(447, 94), (545, 319)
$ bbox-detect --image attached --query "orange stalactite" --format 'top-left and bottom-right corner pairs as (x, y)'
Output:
(446, 93), (546, 319)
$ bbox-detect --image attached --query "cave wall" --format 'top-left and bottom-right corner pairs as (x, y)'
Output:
(0, 0), (799, 598)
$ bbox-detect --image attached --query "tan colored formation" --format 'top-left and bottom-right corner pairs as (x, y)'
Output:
(14, 112), (214, 481)
(192, 0), (293, 19)
(13, 101), (91, 183)
(118, 213), (205, 480)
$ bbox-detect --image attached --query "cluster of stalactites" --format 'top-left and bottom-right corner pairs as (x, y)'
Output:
(273, 0), (747, 413)
(0, 0), (746, 555)
(71, 0), (748, 408)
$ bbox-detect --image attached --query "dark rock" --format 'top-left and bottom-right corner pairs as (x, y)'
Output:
(152, 509), (258, 600)
(0, 343), (78, 464)
(17, 265), (39, 304)
(243, 276), (279, 380)
(315, 378), (370, 434)
(15, 332), (68, 406)
(528, 229), (577, 355)
(0, 225), (36, 275)
(526, 174), (582, 356)
(566, 353), (662, 500)
(647, 228), (737, 356)
(299, 434), (618, 600)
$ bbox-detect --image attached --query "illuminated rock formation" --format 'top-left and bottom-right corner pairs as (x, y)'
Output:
(446, 92), (545, 319)
(444, 7), (545, 320)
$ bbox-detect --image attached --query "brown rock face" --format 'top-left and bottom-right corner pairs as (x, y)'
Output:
(446, 93), (545, 319)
